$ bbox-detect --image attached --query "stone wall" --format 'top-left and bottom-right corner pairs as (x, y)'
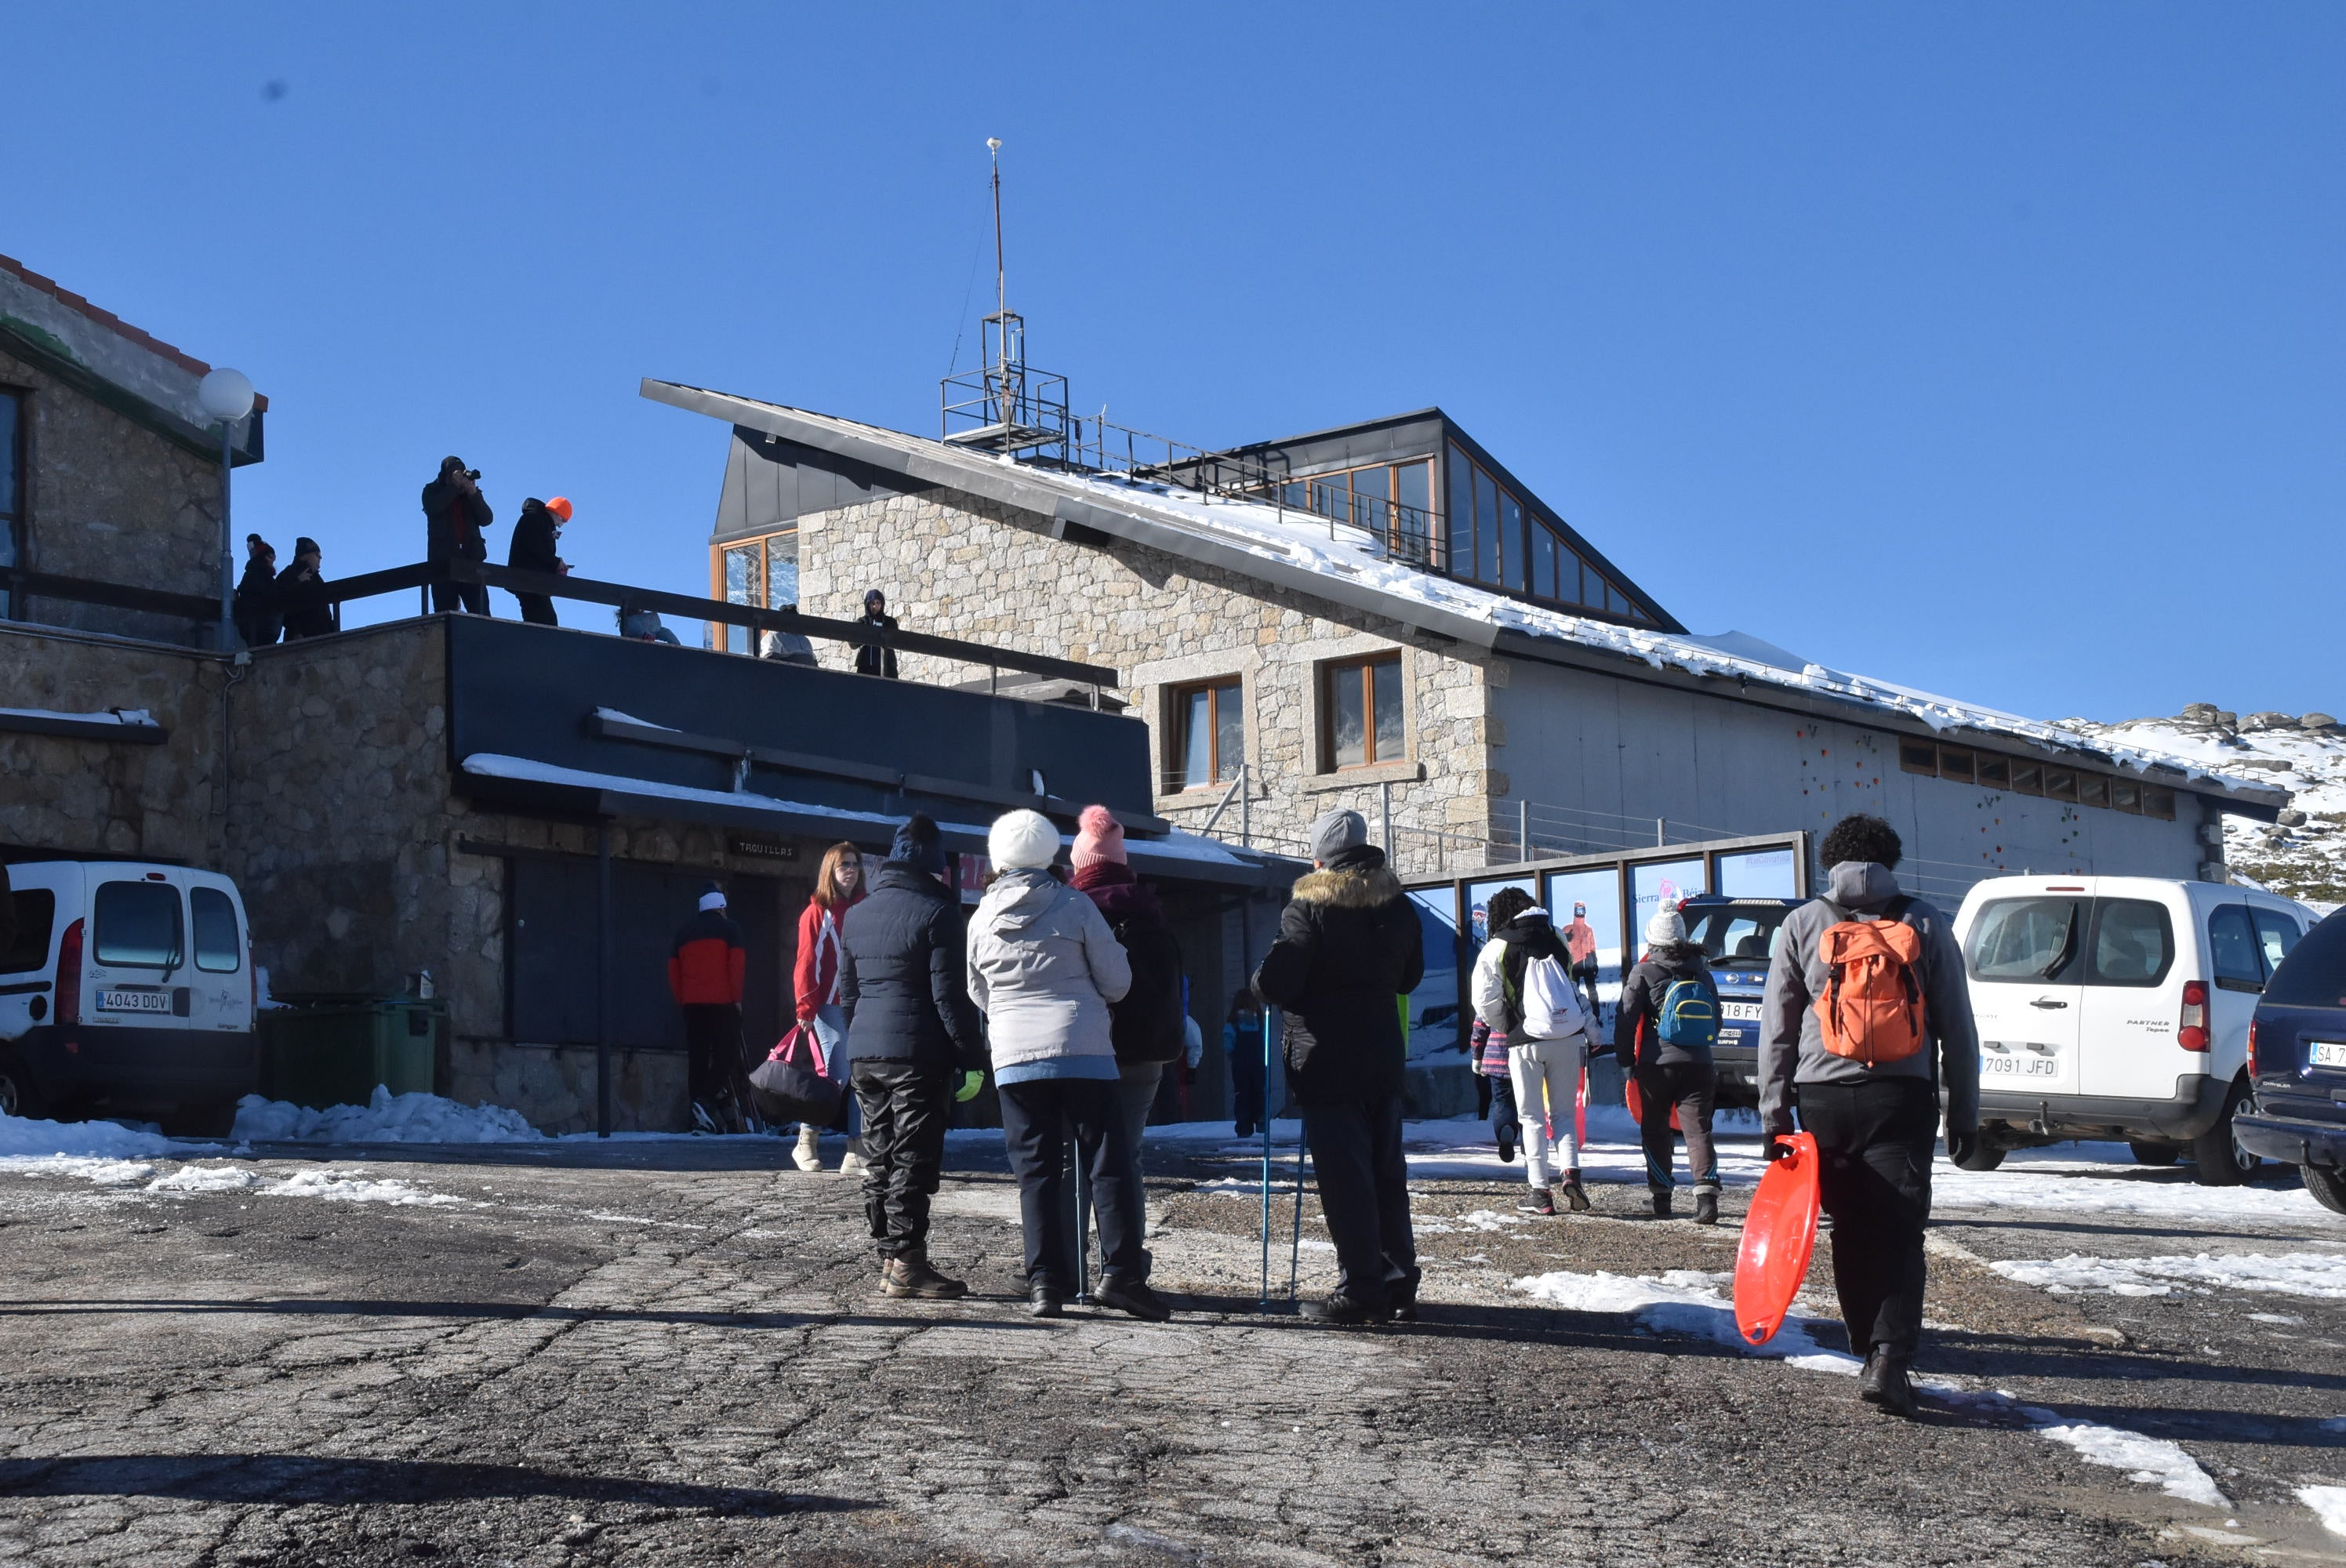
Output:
(2, 343), (224, 645)
(0, 623), (224, 859)
(795, 485), (1498, 875)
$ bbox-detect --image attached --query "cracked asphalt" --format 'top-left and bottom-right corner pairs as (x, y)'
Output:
(2, 1129), (2342, 1567)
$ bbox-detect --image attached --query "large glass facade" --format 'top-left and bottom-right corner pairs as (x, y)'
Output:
(1546, 867), (1625, 1011)
(1629, 857), (1708, 947)
(1274, 459), (1440, 568)
(1444, 441), (1651, 623)
(710, 528), (799, 654)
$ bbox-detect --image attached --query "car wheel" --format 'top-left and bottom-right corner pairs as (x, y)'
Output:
(2304, 1167), (2346, 1217)
(2190, 1080), (2261, 1187)
(2128, 1140), (2182, 1167)
(1952, 1142), (2007, 1172)
(0, 1051), (49, 1122)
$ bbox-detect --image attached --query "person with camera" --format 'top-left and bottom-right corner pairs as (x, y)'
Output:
(421, 456), (494, 615)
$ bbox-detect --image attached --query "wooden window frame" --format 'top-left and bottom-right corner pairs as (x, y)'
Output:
(1898, 739), (1939, 777)
(2143, 786), (2177, 821)
(2078, 775), (2111, 810)
(1318, 652), (1406, 772)
(1165, 677), (1244, 793)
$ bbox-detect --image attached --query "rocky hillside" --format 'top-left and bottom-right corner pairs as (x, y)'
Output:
(2054, 705), (2346, 909)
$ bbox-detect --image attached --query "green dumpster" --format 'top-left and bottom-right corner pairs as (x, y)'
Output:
(260, 994), (447, 1110)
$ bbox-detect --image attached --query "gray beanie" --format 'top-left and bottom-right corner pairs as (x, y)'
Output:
(1644, 907), (1687, 948)
(1308, 808), (1368, 863)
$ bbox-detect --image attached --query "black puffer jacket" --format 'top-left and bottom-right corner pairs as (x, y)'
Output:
(1615, 944), (1718, 1070)
(508, 500), (561, 574)
(1251, 846), (1425, 1105)
(839, 862), (984, 1072)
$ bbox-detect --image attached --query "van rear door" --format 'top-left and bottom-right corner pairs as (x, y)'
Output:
(181, 875), (253, 1036)
(2076, 891), (2188, 1099)
(1963, 888), (2086, 1098)
(83, 873), (191, 1031)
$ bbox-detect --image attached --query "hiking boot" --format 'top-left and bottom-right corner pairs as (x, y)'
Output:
(1096, 1277), (1172, 1323)
(1028, 1280), (1066, 1319)
(690, 1101), (721, 1135)
(1497, 1124), (1517, 1163)
(1651, 1192), (1672, 1219)
(881, 1247), (968, 1300)
(1860, 1347), (1920, 1418)
(1560, 1177), (1591, 1213)
(1389, 1269), (1422, 1323)
(1693, 1190), (1720, 1226)
(1519, 1188), (1556, 1217)
(1300, 1290), (1391, 1326)
(792, 1126), (823, 1172)
(838, 1149), (870, 1180)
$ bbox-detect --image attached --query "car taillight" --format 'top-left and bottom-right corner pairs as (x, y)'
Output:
(2179, 980), (2209, 1051)
(56, 919), (84, 1026)
(2247, 1018), (2260, 1080)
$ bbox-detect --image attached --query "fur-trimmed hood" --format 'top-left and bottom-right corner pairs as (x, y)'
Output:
(1288, 864), (1405, 909)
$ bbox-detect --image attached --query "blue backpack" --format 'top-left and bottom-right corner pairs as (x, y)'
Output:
(1656, 976), (1720, 1050)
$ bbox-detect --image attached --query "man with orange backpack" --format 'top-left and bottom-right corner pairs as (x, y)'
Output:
(1760, 815), (1979, 1418)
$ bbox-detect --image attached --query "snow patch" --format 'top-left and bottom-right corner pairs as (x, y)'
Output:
(261, 1169), (459, 1206)
(0, 1112), (183, 1160)
(147, 1164), (261, 1193)
(2301, 1487), (2346, 1541)
(0, 1155), (157, 1185)
(2038, 1425), (2228, 1508)
(232, 1087), (544, 1144)
(1992, 1251), (2346, 1301)
(592, 706), (678, 731)
(0, 706), (159, 728)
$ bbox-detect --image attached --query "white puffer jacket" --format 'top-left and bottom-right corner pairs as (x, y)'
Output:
(968, 869), (1133, 1079)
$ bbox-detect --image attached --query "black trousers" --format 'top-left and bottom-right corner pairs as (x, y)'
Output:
(998, 1078), (1149, 1290)
(1796, 1076), (1938, 1359)
(430, 576), (490, 615)
(1300, 1094), (1416, 1308)
(1636, 1060), (1720, 1194)
(1229, 1043), (1266, 1134)
(514, 593), (558, 626)
(852, 1061), (953, 1258)
(681, 1004), (743, 1113)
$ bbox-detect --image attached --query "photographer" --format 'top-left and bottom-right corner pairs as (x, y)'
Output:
(421, 456), (494, 615)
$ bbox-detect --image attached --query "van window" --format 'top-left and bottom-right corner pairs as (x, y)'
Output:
(2087, 898), (2173, 986)
(2251, 907), (2303, 978)
(2208, 906), (2263, 991)
(191, 887), (241, 974)
(1966, 898), (2080, 982)
(2264, 913), (2346, 1010)
(93, 881), (183, 969)
(2, 889), (56, 973)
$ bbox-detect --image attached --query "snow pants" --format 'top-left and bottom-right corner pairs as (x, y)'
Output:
(1509, 1033), (1586, 1186)
(681, 1003), (744, 1123)
(1301, 1094), (1418, 1310)
(1796, 1076), (1937, 1359)
(852, 1061), (953, 1259)
(1635, 1061), (1720, 1196)
(999, 1078), (1149, 1290)
(1229, 1043), (1266, 1136)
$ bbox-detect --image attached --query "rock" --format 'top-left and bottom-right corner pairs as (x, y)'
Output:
(2278, 808), (2308, 827)
(2217, 710), (2239, 728)
(2241, 711), (2298, 731)
(2304, 712), (2338, 731)
(2180, 702), (2221, 723)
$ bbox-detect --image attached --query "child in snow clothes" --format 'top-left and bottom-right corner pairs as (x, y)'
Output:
(1615, 907), (1723, 1224)
(791, 841), (866, 1174)
(1470, 887), (1596, 1214)
(968, 809), (1169, 1322)
(840, 814), (986, 1300)
(1223, 995), (1266, 1137)
(1469, 1020), (1520, 1164)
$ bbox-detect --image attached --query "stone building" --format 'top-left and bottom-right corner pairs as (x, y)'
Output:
(1, 252), (263, 643)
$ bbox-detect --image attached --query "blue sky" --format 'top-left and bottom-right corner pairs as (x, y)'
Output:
(9, 2), (2341, 721)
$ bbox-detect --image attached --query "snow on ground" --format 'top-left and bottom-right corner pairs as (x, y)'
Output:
(261, 1169), (460, 1206)
(232, 1086), (546, 1144)
(2035, 1424), (2229, 1508)
(0, 1112), (180, 1161)
(2301, 1486), (2346, 1539)
(1990, 1250), (2346, 1300)
(147, 1164), (262, 1193)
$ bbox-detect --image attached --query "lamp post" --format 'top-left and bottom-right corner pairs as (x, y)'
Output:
(198, 368), (256, 652)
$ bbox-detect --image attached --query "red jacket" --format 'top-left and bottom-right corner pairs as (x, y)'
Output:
(793, 892), (861, 1020)
(669, 909), (746, 1006)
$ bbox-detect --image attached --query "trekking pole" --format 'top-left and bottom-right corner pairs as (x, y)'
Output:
(1258, 1007), (1276, 1309)
(1287, 1124), (1309, 1304)
(1073, 1130), (1091, 1304)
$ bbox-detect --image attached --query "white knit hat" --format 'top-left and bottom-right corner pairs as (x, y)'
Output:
(987, 808), (1061, 871)
(1644, 907), (1686, 948)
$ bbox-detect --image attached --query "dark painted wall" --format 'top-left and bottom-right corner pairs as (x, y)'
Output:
(714, 429), (931, 544)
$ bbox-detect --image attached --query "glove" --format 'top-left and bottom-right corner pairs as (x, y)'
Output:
(1760, 1132), (1796, 1163)
(955, 1069), (985, 1105)
(1946, 1126), (1978, 1167)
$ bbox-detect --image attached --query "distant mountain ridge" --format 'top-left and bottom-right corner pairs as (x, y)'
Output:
(2053, 705), (2345, 909)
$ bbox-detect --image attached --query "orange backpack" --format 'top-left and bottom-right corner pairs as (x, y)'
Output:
(1813, 898), (1927, 1065)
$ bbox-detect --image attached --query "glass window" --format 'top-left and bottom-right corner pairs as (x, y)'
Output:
(1473, 466), (1501, 584)
(1629, 858), (1707, 946)
(1978, 757), (2010, 789)
(1531, 532), (1557, 600)
(1447, 445), (1474, 578)
(1717, 848), (1798, 898)
(1168, 679), (1243, 790)
(2143, 786), (2176, 820)
(1405, 886), (1465, 1058)
(191, 887), (241, 974)
(723, 543), (760, 606)
(1684, 903), (1795, 970)
(1395, 460), (1430, 514)
(2045, 770), (2078, 803)
(2078, 775), (2110, 810)
(1309, 474), (1349, 523)
(1350, 463), (1389, 510)
(2208, 906), (2264, 989)
(1321, 654), (1404, 770)
(2087, 898), (2173, 986)
(2112, 779), (2141, 814)
(1966, 897), (2082, 982)
(1939, 747), (1975, 785)
(1545, 869), (1623, 996)
(2011, 762), (2042, 795)
(2264, 912), (2346, 1009)
(1899, 740), (1938, 776)
(1466, 877), (1537, 947)
(2, 888), (54, 972)
(94, 882), (183, 969)
(764, 531), (798, 609)
(1498, 493), (1524, 590)
(2252, 907), (2303, 977)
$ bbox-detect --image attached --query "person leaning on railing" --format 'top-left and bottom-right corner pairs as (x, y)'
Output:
(275, 537), (334, 641)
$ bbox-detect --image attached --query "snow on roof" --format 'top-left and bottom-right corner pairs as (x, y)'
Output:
(647, 386), (2279, 799)
(0, 706), (159, 727)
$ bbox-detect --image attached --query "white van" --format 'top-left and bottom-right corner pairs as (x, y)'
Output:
(0, 858), (260, 1134)
(1952, 874), (2318, 1185)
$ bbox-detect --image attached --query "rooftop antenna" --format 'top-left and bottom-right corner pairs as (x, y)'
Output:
(986, 136), (1020, 435)
(940, 137), (1066, 456)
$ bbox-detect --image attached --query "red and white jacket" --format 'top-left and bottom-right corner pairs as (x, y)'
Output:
(793, 893), (861, 1022)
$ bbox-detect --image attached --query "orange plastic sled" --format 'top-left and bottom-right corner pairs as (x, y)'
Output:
(1734, 1131), (1821, 1345)
(1622, 1074), (1683, 1132)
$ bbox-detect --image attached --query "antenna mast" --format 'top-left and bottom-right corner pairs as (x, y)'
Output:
(941, 136), (1066, 458)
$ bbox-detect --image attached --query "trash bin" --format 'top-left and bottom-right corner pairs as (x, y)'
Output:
(260, 994), (448, 1110)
